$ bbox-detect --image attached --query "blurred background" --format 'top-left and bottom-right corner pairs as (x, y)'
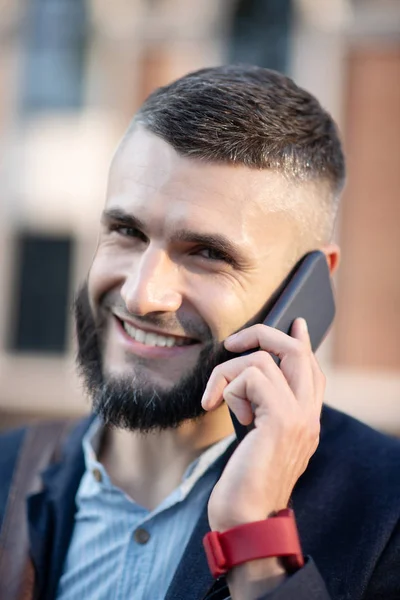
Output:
(0, 0), (399, 434)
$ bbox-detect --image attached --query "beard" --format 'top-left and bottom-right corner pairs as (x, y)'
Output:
(74, 284), (233, 433)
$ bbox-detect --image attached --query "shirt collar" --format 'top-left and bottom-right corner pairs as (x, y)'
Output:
(82, 417), (235, 502)
(82, 416), (103, 465)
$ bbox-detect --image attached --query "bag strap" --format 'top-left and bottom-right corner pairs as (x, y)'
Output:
(0, 420), (74, 600)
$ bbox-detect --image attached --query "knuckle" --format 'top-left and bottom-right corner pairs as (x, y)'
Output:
(313, 432), (321, 450)
(308, 428), (321, 455)
(319, 371), (327, 389)
(222, 385), (234, 402)
(292, 339), (309, 358)
(253, 323), (266, 335)
(312, 415), (321, 432)
(245, 366), (265, 394)
(252, 350), (274, 370)
(246, 364), (264, 381)
(308, 418), (321, 441)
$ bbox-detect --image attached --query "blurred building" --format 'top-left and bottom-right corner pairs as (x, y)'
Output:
(0, 0), (399, 432)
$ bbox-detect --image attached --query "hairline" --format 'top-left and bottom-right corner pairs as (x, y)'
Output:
(113, 122), (339, 246)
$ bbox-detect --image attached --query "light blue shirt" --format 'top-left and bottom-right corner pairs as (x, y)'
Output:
(56, 419), (235, 600)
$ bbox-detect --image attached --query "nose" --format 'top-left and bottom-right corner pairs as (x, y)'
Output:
(120, 245), (183, 316)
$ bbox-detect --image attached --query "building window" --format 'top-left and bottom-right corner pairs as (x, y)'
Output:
(20, 0), (88, 113)
(9, 233), (73, 353)
(229, 0), (293, 74)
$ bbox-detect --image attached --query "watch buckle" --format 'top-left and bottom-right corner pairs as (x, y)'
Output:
(203, 531), (227, 578)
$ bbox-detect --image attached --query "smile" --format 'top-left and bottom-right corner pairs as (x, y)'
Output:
(121, 320), (194, 348)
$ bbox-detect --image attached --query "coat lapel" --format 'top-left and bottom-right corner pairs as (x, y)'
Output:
(165, 442), (237, 600)
(165, 501), (216, 600)
(27, 416), (94, 600)
(27, 484), (54, 599)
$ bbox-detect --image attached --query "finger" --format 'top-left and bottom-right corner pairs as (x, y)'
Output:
(285, 318), (316, 405)
(225, 324), (314, 407)
(291, 318), (327, 413)
(201, 351), (287, 411)
(222, 372), (255, 425)
(224, 323), (306, 359)
(290, 318), (312, 350)
(310, 353), (326, 408)
(222, 367), (282, 425)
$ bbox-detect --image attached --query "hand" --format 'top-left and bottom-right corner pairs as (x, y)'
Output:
(202, 318), (325, 533)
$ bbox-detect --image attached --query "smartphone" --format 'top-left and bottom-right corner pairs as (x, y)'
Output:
(230, 250), (335, 442)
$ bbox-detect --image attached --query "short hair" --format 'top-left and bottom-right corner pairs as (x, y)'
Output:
(130, 65), (346, 238)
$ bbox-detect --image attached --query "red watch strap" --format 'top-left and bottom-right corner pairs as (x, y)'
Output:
(203, 508), (304, 578)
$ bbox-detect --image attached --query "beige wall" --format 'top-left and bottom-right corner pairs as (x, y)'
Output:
(335, 44), (400, 370)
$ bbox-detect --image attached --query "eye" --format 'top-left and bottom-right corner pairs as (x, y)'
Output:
(109, 223), (147, 242)
(195, 247), (232, 263)
(117, 226), (138, 237)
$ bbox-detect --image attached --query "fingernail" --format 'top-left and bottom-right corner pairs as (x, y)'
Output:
(225, 332), (239, 343)
(299, 318), (308, 333)
(201, 384), (210, 408)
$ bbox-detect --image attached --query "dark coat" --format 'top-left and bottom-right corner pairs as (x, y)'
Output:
(1, 405), (400, 600)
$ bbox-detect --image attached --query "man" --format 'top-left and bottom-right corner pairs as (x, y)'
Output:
(0, 65), (399, 600)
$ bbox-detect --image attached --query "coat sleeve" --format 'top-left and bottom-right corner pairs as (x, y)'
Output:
(362, 518), (400, 600)
(0, 427), (27, 529)
(206, 558), (331, 600)
(250, 559), (331, 600)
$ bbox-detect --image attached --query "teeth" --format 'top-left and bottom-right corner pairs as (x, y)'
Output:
(145, 333), (158, 347)
(135, 328), (146, 344)
(122, 322), (188, 348)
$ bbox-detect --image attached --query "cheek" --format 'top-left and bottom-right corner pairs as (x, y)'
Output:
(193, 278), (270, 341)
(87, 248), (125, 311)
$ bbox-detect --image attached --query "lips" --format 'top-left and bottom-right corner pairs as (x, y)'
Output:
(110, 310), (198, 349)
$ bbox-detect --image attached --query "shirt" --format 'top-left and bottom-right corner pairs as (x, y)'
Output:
(56, 418), (235, 600)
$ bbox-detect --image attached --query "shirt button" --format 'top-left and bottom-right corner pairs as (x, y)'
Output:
(134, 528), (150, 545)
(92, 468), (103, 483)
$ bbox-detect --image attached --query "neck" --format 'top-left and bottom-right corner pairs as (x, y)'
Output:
(98, 404), (234, 511)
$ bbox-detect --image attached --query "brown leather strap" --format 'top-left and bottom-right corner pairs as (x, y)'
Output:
(0, 420), (74, 600)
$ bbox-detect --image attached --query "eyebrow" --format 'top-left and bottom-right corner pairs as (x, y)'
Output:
(102, 208), (245, 267)
(102, 208), (146, 232)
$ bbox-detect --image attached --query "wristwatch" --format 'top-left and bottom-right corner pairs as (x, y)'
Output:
(203, 508), (304, 578)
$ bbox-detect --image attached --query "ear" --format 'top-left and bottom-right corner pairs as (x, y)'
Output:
(320, 243), (341, 275)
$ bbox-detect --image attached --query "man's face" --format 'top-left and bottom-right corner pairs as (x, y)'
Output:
(79, 127), (308, 430)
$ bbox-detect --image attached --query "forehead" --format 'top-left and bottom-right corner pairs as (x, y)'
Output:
(107, 127), (300, 242)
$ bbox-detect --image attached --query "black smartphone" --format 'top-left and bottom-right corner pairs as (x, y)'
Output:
(230, 250), (335, 442)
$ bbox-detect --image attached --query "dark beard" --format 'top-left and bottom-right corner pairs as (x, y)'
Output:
(74, 284), (233, 433)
